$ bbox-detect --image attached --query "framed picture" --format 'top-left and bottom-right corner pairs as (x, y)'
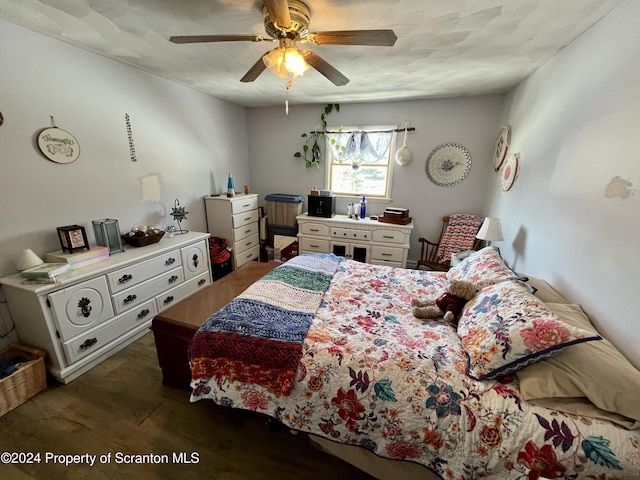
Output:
(57, 225), (90, 254)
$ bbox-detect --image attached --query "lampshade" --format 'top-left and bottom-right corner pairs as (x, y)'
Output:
(476, 217), (504, 246)
(16, 248), (44, 271)
(263, 39), (309, 78)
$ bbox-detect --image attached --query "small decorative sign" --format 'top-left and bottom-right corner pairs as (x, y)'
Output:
(37, 116), (80, 164)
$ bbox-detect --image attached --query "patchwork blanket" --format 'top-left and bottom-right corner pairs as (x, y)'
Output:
(189, 254), (342, 396)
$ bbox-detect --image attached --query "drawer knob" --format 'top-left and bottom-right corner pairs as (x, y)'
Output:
(79, 337), (97, 351)
(168, 275), (179, 284)
(123, 294), (137, 304)
(165, 257), (176, 266)
(192, 254), (199, 268)
(118, 274), (133, 284)
(78, 297), (92, 318)
(163, 295), (174, 305)
(137, 309), (150, 319)
(198, 278), (206, 286)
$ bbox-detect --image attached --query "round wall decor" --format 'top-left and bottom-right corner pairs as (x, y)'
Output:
(493, 125), (511, 171)
(37, 127), (80, 164)
(425, 143), (472, 187)
(500, 152), (520, 192)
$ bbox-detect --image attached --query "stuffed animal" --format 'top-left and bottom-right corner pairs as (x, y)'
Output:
(412, 279), (479, 323)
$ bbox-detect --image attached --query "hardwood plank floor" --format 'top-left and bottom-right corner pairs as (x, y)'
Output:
(0, 333), (375, 480)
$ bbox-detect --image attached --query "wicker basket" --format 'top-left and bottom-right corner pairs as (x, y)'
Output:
(0, 344), (47, 417)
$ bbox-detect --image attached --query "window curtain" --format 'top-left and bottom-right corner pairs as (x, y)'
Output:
(326, 131), (394, 168)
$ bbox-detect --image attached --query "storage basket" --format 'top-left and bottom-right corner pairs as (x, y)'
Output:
(0, 344), (47, 417)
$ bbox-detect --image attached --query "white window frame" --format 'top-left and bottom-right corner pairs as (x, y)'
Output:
(324, 125), (398, 200)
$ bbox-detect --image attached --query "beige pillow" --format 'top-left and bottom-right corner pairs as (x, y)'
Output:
(523, 276), (569, 304)
(516, 303), (640, 424)
(528, 397), (640, 430)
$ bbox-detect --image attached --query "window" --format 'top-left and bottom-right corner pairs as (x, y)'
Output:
(325, 126), (396, 199)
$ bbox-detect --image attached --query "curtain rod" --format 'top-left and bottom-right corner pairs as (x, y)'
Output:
(309, 127), (416, 134)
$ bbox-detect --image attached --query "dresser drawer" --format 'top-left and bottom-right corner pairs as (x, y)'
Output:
(371, 245), (404, 262)
(63, 299), (156, 364)
(234, 233), (260, 255)
(372, 229), (406, 244)
(107, 249), (182, 293)
(180, 240), (209, 280)
(112, 267), (184, 315)
(234, 245), (260, 269)
(155, 272), (210, 311)
(233, 222), (259, 242)
(232, 208), (259, 229)
(300, 237), (330, 253)
(300, 222), (330, 236)
(231, 196), (259, 215)
(48, 276), (115, 342)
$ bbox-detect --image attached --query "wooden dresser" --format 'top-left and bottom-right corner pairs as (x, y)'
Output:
(296, 213), (413, 268)
(204, 194), (260, 270)
(151, 261), (275, 389)
(0, 231), (211, 383)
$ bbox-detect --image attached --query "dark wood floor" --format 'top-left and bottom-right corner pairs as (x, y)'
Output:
(0, 333), (375, 479)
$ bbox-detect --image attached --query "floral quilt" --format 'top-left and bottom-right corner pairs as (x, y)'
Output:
(190, 257), (640, 479)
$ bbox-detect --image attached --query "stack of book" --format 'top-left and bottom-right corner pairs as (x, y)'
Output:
(44, 246), (110, 268)
(20, 263), (71, 284)
(378, 207), (412, 225)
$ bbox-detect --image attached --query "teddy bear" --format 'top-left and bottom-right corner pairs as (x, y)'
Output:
(412, 279), (479, 323)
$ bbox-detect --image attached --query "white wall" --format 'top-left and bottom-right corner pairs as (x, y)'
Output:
(247, 96), (503, 256)
(0, 20), (250, 348)
(487, 0), (640, 368)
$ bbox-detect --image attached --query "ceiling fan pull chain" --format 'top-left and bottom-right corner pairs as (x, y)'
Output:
(285, 78), (293, 115)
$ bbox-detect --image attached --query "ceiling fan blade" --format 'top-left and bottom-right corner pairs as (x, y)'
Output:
(301, 50), (349, 86)
(307, 30), (397, 47)
(240, 55), (268, 83)
(263, 0), (291, 29)
(170, 34), (268, 44)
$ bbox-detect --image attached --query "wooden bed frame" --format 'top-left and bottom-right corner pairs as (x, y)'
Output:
(151, 261), (276, 389)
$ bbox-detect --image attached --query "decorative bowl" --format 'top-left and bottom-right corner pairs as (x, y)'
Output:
(121, 231), (165, 247)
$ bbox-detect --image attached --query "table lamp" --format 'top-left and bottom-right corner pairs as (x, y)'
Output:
(476, 217), (503, 246)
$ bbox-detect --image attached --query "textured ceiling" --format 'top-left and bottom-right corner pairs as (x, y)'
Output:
(0, 0), (626, 107)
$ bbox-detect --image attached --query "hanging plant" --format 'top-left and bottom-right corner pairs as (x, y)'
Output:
(294, 103), (341, 168)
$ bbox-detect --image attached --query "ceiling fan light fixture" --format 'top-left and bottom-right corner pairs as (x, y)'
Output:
(262, 39), (308, 79)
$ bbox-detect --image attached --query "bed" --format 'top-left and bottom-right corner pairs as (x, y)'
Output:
(189, 248), (640, 479)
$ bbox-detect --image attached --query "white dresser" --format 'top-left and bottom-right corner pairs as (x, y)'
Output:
(204, 194), (260, 270)
(0, 231), (211, 383)
(296, 214), (413, 268)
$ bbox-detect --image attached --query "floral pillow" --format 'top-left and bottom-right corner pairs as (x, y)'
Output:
(446, 246), (529, 289)
(457, 280), (601, 380)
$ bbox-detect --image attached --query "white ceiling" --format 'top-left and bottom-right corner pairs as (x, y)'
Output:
(0, 0), (626, 108)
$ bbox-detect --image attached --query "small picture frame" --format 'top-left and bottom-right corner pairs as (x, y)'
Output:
(57, 225), (90, 254)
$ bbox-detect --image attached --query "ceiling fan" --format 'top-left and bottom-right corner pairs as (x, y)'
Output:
(169, 0), (397, 86)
